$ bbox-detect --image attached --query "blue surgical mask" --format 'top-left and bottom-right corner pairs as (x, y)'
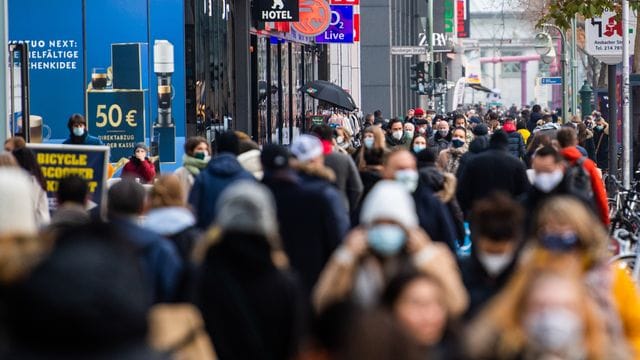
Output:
(451, 138), (465, 148)
(368, 224), (406, 256)
(595, 125), (604, 131)
(413, 144), (426, 153)
(364, 137), (375, 149)
(72, 127), (85, 136)
(395, 169), (419, 193)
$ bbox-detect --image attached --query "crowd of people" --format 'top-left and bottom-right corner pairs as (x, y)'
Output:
(0, 104), (636, 360)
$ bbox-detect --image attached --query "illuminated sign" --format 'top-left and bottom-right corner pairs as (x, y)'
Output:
(292, 0), (331, 36)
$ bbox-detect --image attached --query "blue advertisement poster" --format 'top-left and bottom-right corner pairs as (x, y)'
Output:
(27, 144), (109, 215)
(8, 0), (85, 140)
(9, 0), (185, 161)
(315, 5), (354, 44)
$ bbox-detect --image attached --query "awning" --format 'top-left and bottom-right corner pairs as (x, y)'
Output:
(469, 83), (492, 93)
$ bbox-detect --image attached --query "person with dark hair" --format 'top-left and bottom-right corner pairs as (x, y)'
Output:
(556, 127), (609, 226)
(121, 142), (156, 184)
(189, 130), (254, 230)
(459, 192), (525, 320)
(174, 136), (211, 201)
(108, 179), (183, 303)
(48, 175), (90, 231)
(577, 122), (596, 161)
(385, 118), (407, 147)
(3, 136), (26, 152)
(519, 145), (594, 232)
(502, 118), (526, 160)
(381, 271), (462, 359)
(261, 145), (346, 296)
(527, 104), (543, 132)
(310, 124), (363, 214)
(456, 130), (530, 217)
(62, 113), (104, 145)
(196, 181), (305, 360)
(12, 147), (50, 226)
(437, 127), (468, 174)
(516, 119), (531, 145)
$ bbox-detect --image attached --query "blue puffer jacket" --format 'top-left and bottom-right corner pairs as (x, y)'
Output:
(506, 131), (526, 160)
(189, 153), (255, 229)
(62, 133), (104, 145)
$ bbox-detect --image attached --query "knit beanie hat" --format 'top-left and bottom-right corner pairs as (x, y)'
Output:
(472, 123), (489, 136)
(0, 168), (37, 236)
(291, 134), (323, 163)
(237, 149), (264, 180)
(261, 144), (290, 171)
(360, 181), (418, 229)
(134, 142), (149, 153)
(215, 180), (278, 239)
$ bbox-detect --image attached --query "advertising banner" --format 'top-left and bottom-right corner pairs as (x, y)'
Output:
(255, 0), (300, 21)
(9, 0), (85, 140)
(456, 0), (469, 38)
(27, 144), (109, 214)
(315, 5), (354, 43)
(585, 10), (636, 64)
(87, 90), (146, 162)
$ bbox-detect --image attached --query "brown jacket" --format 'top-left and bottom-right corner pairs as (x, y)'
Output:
(312, 240), (469, 316)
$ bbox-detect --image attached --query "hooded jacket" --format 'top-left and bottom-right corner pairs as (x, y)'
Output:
(560, 146), (610, 226)
(189, 153), (255, 230)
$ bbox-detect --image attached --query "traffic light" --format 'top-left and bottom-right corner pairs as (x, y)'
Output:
(410, 61), (427, 94)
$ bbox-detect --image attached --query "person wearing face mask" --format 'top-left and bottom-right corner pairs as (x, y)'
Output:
(519, 145), (595, 233)
(385, 118), (408, 147)
(121, 142), (157, 184)
(415, 118), (432, 138)
(459, 193), (525, 320)
(63, 113), (104, 145)
(402, 122), (416, 150)
(411, 135), (428, 155)
(428, 120), (451, 155)
(593, 116), (609, 170)
(355, 126), (387, 169)
(437, 127), (468, 174)
(466, 267), (626, 360)
(312, 180), (468, 317)
(174, 136), (211, 202)
(556, 127), (609, 226)
(381, 148), (459, 252)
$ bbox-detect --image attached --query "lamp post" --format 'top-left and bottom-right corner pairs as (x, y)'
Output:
(579, 80), (592, 118)
(540, 23), (569, 123)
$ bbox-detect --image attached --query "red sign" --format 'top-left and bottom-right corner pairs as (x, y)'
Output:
(354, 13), (360, 42)
(331, 0), (359, 4)
(456, 0), (470, 38)
(292, 0), (332, 36)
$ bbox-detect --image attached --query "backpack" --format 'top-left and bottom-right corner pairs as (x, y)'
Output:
(565, 156), (594, 202)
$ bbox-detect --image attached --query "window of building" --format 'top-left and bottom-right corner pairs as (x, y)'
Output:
(501, 50), (522, 78)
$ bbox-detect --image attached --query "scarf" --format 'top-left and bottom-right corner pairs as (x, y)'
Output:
(183, 154), (209, 176)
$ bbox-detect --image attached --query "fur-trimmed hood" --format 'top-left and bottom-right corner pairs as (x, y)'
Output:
(290, 160), (336, 183)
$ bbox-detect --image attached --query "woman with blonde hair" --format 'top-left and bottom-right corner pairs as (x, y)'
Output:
(466, 265), (625, 359)
(523, 197), (639, 357)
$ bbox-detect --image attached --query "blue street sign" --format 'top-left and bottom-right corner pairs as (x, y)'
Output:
(541, 77), (562, 85)
(315, 5), (354, 44)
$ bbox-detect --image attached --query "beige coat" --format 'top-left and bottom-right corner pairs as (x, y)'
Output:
(313, 240), (469, 317)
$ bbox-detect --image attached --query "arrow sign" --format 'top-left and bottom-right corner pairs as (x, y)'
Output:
(541, 77), (562, 85)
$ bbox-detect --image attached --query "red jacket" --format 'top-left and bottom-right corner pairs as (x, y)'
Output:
(561, 146), (610, 225)
(122, 157), (156, 184)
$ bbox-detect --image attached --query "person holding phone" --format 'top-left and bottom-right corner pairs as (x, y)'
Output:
(122, 142), (156, 184)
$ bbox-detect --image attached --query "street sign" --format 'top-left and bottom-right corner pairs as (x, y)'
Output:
(585, 10), (636, 64)
(316, 5), (354, 43)
(541, 77), (562, 85)
(391, 46), (428, 55)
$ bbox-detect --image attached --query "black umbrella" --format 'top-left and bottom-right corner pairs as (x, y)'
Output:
(300, 80), (357, 111)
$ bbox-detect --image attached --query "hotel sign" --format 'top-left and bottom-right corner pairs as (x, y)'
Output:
(256, 0), (300, 22)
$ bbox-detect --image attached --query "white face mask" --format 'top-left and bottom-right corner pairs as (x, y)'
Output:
(534, 169), (564, 193)
(525, 308), (584, 353)
(392, 130), (403, 140)
(394, 169), (419, 193)
(477, 250), (514, 276)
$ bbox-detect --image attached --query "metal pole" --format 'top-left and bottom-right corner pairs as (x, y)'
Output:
(609, 65), (618, 180)
(623, 0), (631, 188)
(571, 15), (579, 117)
(428, 0), (434, 106)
